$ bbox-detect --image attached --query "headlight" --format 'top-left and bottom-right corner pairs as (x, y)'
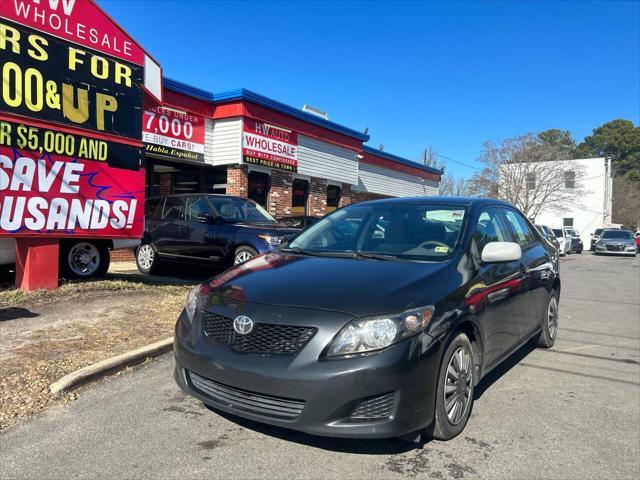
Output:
(258, 234), (287, 246)
(185, 286), (202, 324)
(327, 306), (434, 357)
(625, 246), (636, 251)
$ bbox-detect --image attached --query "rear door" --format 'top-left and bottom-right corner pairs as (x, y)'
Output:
(181, 196), (215, 259)
(471, 206), (529, 367)
(152, 196), (185, 255)
(501, 208), (550, 339)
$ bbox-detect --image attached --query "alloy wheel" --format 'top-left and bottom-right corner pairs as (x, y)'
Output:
(234, 251), (254, 265)
(68, 242), (100, 277)
(137, 245), (154, 271)
(444, 346), (472, 425)
(547, 296), (559, 340)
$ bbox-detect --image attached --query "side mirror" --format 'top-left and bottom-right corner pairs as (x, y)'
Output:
(481, 242), (522, 263)
(197, 214), (215, 224)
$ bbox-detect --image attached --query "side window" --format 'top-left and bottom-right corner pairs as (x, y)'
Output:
(161, 197), (185, 221)
(502, 209), (537, 246)
(474, 207), (509, 253)
(184, 196), (212, 222)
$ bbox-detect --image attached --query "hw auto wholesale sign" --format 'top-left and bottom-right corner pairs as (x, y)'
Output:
(243, 118), (298, 172)
(143, 106), (205, 162)
(0, 0), (159, 239)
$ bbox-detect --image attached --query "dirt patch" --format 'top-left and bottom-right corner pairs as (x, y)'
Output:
(0, 278), (193, 429)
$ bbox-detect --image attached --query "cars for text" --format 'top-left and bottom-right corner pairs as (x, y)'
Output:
(174, 197), (560, 441)
(551, 228), (571, 256)
(136, 194), (300, 274)
(562, 227), (583, 253)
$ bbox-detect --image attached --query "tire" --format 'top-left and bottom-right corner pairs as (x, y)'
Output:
(577, 249), (583, 254)
(536, 292), (559, 348)
(233, 246), (258, 265)
(135, 243), (161, 275)
(61, 241), (110, 280)
(427, 333), (475, 441)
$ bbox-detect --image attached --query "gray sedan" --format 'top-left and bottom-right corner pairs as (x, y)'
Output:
(594, 230), (637, 256)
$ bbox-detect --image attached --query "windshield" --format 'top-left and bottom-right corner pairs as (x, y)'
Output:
(564, 228), (578, 236)
(594, 228), (603, 236)
(552, 229), (563, 238)
(287, 203), (467, 261)
(601, 230), (633, 240)
(209, 197), (276, 223)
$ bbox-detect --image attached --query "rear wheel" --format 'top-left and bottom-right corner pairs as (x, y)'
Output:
(136, 243), (161, 275)
(61, 241), (110, 280)
(536, 293), (558, 348)
(427, 333), (475, 441)
(234, 246), (258, 265)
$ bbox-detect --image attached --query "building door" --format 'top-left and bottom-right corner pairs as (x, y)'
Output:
(292, 178), (309, 215)
(327, 184), (341, 213)
(248, 171), (270, 208)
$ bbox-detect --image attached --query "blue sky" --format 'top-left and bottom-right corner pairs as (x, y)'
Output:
(102, 0), (639, 177)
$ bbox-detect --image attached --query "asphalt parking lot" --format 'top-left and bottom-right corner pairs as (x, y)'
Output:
(1, 252), (639, 480)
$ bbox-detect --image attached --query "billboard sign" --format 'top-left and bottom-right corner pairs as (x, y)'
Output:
(242, 119), (297, 172)
(143, 107), (205, 162)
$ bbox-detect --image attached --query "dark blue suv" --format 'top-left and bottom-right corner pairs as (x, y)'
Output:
(136, 194), (300, 274)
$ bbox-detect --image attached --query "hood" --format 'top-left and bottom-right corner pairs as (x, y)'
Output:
(598, 237), (635, 245)
(205, 252), (453, 317)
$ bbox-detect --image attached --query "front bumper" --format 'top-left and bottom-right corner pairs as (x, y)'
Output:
(595, 249), (637, 256)
(174, 308), (442, 439)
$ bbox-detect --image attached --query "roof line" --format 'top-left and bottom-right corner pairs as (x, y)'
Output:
(363, 146), (444, 175)
(213, 88), (370, 141)
(163, 77), (214, 102)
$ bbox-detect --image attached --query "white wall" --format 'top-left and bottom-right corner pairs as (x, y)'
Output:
(533, 157), (612, 247)
(206, 118), (242, 166)
(356, 162), (439, 197)
(296, 135), (359, 185)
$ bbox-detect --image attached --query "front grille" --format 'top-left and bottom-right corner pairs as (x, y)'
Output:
(606, 244), (624, 251)
(202, 311), (317, 354)
(187, 370), (305, 420)
(350, 392), (395, 422)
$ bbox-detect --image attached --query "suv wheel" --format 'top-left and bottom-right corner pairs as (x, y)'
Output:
(136, 243), (161, 274)
(234, 246), (258, 265)
(428, 333), (475, 441)
(61, 241), (110, 280)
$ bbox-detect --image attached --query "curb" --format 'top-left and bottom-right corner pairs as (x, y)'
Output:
(50, 337), (174, 395)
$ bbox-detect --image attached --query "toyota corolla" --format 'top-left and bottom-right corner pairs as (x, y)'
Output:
(174, 197), (560, 441)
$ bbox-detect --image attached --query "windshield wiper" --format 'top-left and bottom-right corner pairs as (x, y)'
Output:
(348, 250), (399, 261)
(281, 247), (318, 256)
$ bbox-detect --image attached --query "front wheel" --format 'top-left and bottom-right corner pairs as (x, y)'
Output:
(427, 333), (475, 441)
(234, 246), (258, 265)
(536, 293), (559, 348)
(61, 241), (110, 280)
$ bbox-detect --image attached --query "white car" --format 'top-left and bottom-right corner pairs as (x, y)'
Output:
(551, 228), (571, 256)
(0, 238), (139, 279)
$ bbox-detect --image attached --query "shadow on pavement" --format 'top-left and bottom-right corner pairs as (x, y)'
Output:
(474, 342), (537, 400)
(207, 405), (430, 454)
(107, 262), (226, 286)
(0, 307), (40, 321)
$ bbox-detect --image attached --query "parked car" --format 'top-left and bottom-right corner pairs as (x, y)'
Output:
(0, 238), (138, 279)
(174, 197), (560, 441)
(535, 224), (560, 252)
(277, 215), (323, 230)
(562, 227), (583, 253)
(589, 227), (620, 251)
(594, 229), (637, 257)
(136, 194), (300, 274)
(635, 231), (640, 250)
(551, 228), (571, 256)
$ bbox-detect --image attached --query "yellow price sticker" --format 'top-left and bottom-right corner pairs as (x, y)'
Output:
(435, 246), (449, 253)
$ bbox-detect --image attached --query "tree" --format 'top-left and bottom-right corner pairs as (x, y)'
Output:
(538, 129), (576, 156)
(416, 146), (443, 169)
(439, 173), (471, 196)
(612, 175), (640, 230)
(573, 119), (640, 177)
(467, 134), (587, 218)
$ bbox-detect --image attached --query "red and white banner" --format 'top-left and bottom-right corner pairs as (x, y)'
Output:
(142, 107), (205, 162)
(243, 119), (297, 172)
(0, 146), (145, 238)
(0, 0), (144, 65)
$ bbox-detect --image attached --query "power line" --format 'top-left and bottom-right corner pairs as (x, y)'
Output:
(433, 153), (483, 171)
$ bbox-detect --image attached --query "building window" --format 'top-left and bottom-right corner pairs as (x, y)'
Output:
(326, 185), (341, 213)
(564, 170), (576, 189)
(248, 171), (270, 208)
(563, 217), (573, 227)
(292, 178), (308, 215)
(526, 173), (536, 190)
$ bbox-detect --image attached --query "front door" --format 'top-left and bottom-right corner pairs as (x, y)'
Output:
(152, 196), (185, 255)
(469, 207), (530, 367)
(181, 196), (215, 259)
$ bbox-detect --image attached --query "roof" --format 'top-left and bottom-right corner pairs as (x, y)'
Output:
(362, 146), (444, 176)
(356, 196), (514, 207)
(214, 88), (370, 142)
(163, 77), (214, 102)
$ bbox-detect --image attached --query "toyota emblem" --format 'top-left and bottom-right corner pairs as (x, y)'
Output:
(233, 315), (254, 335)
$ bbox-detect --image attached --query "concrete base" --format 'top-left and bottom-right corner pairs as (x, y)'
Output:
(15, 238), (59, 290)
